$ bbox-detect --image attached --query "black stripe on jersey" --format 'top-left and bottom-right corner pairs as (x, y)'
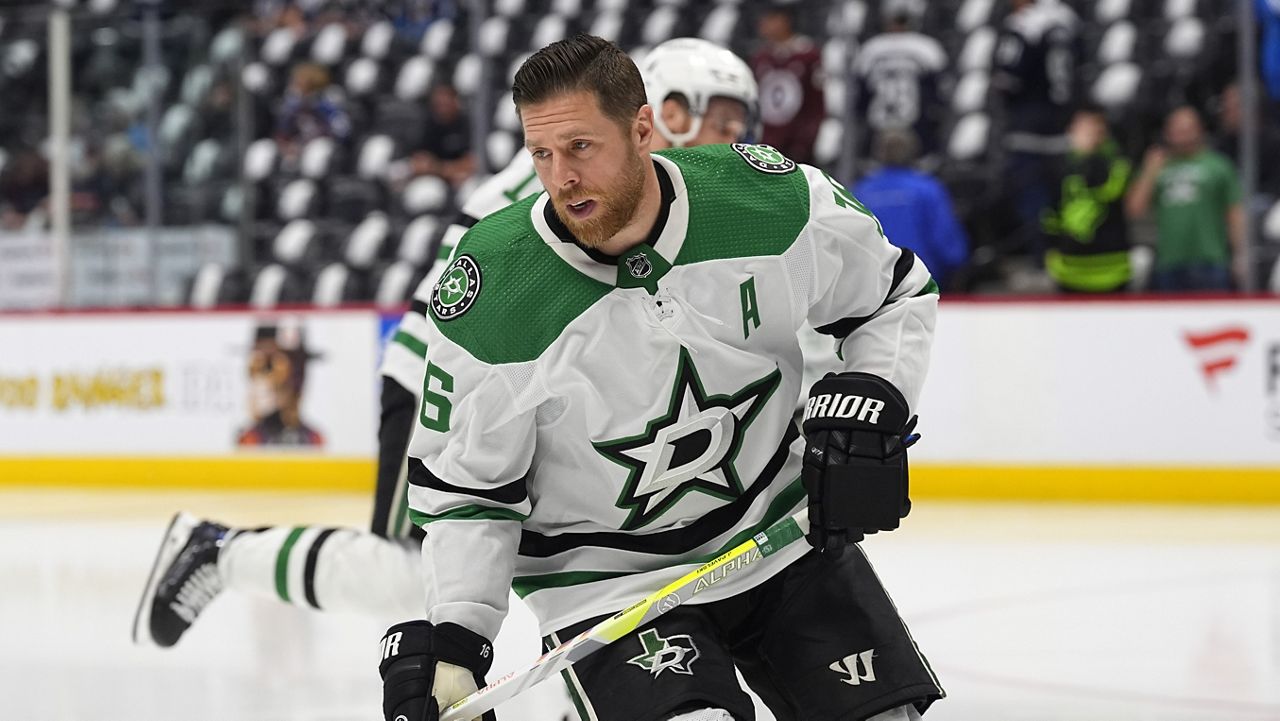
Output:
(457, 213), (480, 228)
(302, 528), (337, 610)
(410, 299), (429, 317)
(814, 248), (917, 339)
(409, 457), (529, 506)
(517, 422), (799, 558)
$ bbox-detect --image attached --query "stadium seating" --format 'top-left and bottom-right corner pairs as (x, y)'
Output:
(5, 0), (1253, 307)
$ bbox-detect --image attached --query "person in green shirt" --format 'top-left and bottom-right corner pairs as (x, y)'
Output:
(1125, 105), (1246, 291)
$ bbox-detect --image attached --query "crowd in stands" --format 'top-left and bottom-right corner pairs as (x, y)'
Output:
(0, 0), (1277, 305)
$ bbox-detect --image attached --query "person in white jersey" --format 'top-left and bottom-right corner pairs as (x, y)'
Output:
(132, 38), (764, 672)
(375, 34), (943, 721)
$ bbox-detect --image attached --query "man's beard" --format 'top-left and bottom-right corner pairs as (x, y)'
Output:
(552, 149), (647, 249)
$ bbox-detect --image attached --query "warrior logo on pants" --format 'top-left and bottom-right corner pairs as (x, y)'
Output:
(627, 628), (700, 678)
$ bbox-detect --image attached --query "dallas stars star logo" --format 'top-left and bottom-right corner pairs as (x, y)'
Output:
(594, 348), (780, 531)
(626, 628), (700, 678)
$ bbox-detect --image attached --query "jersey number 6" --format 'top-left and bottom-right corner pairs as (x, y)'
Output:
(419, 362), (454, 433)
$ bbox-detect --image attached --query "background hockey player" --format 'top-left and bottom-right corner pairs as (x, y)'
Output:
(377, 34), (942, 721)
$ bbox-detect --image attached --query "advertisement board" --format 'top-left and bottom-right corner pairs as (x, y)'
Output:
(0, 308), (381, 488)
(0, 299), (1276, 501)
(910, 297), (1280, 502)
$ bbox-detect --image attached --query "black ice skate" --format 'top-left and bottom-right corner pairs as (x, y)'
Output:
(132, 512), (230, 648)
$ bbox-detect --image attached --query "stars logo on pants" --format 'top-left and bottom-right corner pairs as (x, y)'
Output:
(626, 628), (700, 678)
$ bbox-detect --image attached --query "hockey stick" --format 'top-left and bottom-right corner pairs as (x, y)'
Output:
(439, 509), (811, 721)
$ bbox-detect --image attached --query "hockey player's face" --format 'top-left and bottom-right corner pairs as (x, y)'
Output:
(523, 90), (651, 248)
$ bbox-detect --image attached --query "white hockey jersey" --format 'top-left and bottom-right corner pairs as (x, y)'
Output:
(381, 151), (543, 395)
(407, 144), (938, 640)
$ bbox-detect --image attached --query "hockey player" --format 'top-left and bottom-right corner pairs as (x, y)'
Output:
(133, 38), (762, 656)
(377, 34), (942, 721)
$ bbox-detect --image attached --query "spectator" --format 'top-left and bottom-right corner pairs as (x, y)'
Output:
(852, 129), (969, 289)
(1041, 105), (1132, 293)
(274, 62), (352, 166)
(1214, 81), (1280, 195)
(0, 146), (49, 230)
(854, 0), (948, 158)
(409, 83), (475, 188)
(1126, 106), (1246, 292)
(1259, 0), (1280, 100)
(993, 0), (1081, 251)
(751, 5), (824, 164)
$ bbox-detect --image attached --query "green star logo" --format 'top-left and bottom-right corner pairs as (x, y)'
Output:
(626, 628), (700, 678)
(594, 348), (780, 531)
(431, 254), (482, 321)
(731, 143), (796, 174)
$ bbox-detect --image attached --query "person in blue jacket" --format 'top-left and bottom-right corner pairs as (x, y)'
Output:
(853, 129), (970, 290)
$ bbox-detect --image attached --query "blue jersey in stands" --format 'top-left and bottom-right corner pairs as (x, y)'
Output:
(852, 167), (969, 289)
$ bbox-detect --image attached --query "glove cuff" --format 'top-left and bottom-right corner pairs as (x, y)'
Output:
(802, 372), (910, 434)
(433, 622), (495, 678)
(377, 620), (494, 679)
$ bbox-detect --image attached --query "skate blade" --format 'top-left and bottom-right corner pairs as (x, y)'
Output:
(131, 511), (199, 648)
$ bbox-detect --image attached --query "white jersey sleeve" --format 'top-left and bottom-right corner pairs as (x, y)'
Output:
(380, 151), (544, 396)
(406, 328), (538, 641)
(796, 164), (938, 409)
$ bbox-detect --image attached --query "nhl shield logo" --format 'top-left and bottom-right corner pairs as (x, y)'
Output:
(625, 252), (653, 279)
(431, 254), (482, 321)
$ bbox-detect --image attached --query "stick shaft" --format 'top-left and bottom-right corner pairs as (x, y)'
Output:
(440, 509), (809, 721)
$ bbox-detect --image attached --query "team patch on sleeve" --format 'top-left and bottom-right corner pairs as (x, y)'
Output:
(431, 254), (482, 321)
(731, 143), (796, 175)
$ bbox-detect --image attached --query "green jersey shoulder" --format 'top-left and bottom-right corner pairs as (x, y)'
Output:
(429, 144), (830, 366)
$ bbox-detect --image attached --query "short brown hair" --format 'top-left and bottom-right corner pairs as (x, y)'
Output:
(512, 34), (647, 127)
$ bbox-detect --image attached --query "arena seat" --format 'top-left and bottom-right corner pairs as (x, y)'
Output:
(1092, 61), (1142, 109)
(344, 212), (391, 270)
(421, 18), (455, 60)
(1097, 20), (1137, 65)
(956, 0), (995, 34)
(642, 6), (679, 46)
(394, 56), (435, 101)
(952, 70), (991, 114)
(478, 17), (510, 57)
(947, 112), (990, 161)
(958, 26), (997, 73)
(588, 11), (622, 42)
(360, 20), (395, 61)
(402, 175), (450, 216)
(398, 215), (442, 267)
(375, 260), (419, 307)
(1095, 0), (1132, 24)
(276, 178), (322, 221)
(699, 5), (739, 47)
(345, 56), (381, 97)
(311, 23), (348, 66)
(453, 53), (482, 96)
(356, 134), (397, 181)
(533, 14), (569, 50)
(249, 263), (309, 308)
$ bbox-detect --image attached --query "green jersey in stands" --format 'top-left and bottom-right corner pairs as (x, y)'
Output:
(1153, 149), (1242, 270)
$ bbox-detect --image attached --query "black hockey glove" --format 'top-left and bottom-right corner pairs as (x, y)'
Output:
(378, 620), (495, 721)
(801, 372), (919, 558)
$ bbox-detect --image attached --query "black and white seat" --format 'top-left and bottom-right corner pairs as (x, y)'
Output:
(310, 23), (348, 66)
(275, 178), (321, 221)
(344, 212), (391, 271)
(398, 215), (442, 268)
(947, 112), (990, 161)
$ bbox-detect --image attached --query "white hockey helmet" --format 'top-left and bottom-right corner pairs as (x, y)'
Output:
(639, 38), (760, 147)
